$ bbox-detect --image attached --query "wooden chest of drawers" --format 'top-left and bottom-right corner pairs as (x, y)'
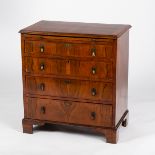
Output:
(19, 20), (131, 143)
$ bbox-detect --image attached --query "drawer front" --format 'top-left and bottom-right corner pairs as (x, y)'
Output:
(25, 76), (113, 101)
(24, 57), (113, 80)
(24, 40), (113, 59)
(25, 97), (113, 127)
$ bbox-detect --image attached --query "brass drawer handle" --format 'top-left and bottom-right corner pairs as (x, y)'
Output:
(40, 63), (45, 70)
(90, 112), (96, 120)
(91, 48), (96, 56)
(40, 83), (45, 91)
(40, 45), (44, 53)
(64, 79), (71, 84)
(92, 67), (96, 74)
(91, 88), (96, 96)
(40, 106), (46, 114)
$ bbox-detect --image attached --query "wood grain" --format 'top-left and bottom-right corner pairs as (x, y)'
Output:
(25, 76), (113, 102)
(24, 57), (113, 80)
(19, 20), (131, 39)
(115, 31), (129, 125)
(24, 39), (113, 59)
(20, 20), (131, 143)
(24, 97), (113, 127)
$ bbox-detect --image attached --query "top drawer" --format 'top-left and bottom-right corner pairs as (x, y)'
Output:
(24, 40), (114, 59)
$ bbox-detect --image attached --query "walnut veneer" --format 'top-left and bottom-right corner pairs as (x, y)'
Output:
(19, 20), (131, 143)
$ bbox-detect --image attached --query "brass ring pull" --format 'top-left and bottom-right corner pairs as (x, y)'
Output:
(90, 112), (96, 120)
(40, 106), (46, 114)
(91, 88), (96, 96)
(40, 63), (45, 70)
(92, 67), (96, 74)
(40, 83), (45, 91)
(40, 45), (44, 53)
(91, 48), (96, 56)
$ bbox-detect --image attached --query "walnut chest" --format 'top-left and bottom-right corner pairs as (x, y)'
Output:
(19, 20), (131, 143)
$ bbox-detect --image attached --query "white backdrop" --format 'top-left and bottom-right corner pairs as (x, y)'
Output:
(0, 0), (155, 154)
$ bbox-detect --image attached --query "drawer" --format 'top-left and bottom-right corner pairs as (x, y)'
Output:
(25, 97), (113, 127)
(24, 57), (113, 80)
(25, 76), (113, 102)
(24, 40), (113, 59)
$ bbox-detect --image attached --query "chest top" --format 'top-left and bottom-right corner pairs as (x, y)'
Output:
(19, 20), (131, 39)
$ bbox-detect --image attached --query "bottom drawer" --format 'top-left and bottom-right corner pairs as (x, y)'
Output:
(24, 97), (113, 127)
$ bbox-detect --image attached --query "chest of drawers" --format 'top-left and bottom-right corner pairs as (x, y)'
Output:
(19, 20), (131, 143)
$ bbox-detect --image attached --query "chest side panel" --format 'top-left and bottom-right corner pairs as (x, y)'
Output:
(115, 31), (129, 125)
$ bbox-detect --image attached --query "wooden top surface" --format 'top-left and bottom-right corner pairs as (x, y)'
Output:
(19, 20), (131, 39)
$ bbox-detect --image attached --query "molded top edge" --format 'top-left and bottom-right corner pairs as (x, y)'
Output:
(19, 20), (131, 39)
